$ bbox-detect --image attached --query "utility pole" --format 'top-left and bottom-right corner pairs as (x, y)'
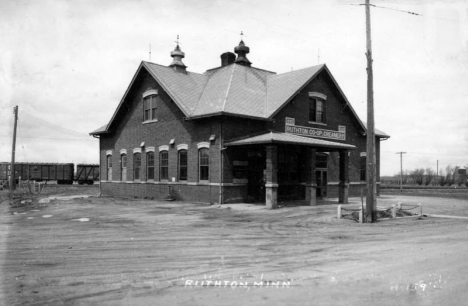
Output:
(9, 105), (18, 192)
(396, 152), (406, 192)
(436, 160), (439, 185)
(365, 0), (376, 223)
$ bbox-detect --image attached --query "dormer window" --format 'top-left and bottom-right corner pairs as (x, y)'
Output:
(142, 89), (159, 122)
(308, 92), (327, 124)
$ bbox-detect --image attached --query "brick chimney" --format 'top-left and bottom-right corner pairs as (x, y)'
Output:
(220, 52), (236, 67)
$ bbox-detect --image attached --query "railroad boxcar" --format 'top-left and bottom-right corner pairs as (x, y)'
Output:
(0, 162), (74, 184)
(76, 164), (99, 185)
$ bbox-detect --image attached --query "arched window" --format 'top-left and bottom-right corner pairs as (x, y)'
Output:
(121, 154), (127, 181)
(107, 154), (113, 181)
(160, 151), (169, 180)
(147, 152), (155, 180)
(143, 90), (159, 122)
(199, 148), (209, 181)
(360, 152), (367, 181)
(134, 153), (141, 181)
(178, 149), (188, 181)
(308, 92), (327, 124)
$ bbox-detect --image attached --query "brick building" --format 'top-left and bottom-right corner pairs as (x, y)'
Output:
(90, 40), (389, 208)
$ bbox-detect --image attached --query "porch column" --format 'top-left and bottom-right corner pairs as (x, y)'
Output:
(265, 145), (278, 209)
(305, 148), (317, 206)
(338, 150), (349, 204)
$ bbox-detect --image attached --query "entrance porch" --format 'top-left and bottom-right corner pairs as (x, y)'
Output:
(224, 131), (355, 209)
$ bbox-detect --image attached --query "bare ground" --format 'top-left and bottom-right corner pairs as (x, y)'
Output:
(1, 187), (468, 306)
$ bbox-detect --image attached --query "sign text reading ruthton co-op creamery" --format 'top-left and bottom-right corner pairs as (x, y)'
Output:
(285, 117), (346, 141)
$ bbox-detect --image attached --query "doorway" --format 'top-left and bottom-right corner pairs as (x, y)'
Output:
(247, 149), (265, 202)
(316, 170), (328, 198)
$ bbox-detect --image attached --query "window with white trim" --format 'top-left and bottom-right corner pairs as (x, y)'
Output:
(308, 92), (327, 124)
(147, 152), (155, 180)
(121, 154), (127, 181)
(199, 148), (209, 181)
(107, 155), (113, 181)
(360, 153), (367, 181)
(178, 149), (188, 181)
(134, 153), (141, 180)
(143, 90), (159, 122)
(310, 98), (326, 123)
(160, 151), (169, 180)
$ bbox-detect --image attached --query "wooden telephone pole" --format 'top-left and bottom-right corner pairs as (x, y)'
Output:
(9, 106), (18, 191)
(365, 0), (376, 222)
(396, 151), (407, 192)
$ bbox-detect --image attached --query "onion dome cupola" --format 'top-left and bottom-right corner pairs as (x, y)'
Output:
(169, 36), (187, 73)
(234, 32), (252, 67)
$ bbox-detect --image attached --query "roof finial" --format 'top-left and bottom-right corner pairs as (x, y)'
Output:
(234, 33), (252, 67)
(169, 35), (187, 73)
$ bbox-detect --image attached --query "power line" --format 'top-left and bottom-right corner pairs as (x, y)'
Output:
(382, 150), (467, 158)
(372, 4), (421, 16)
(20, 112), (91, 139)
(0, 135), (96, 142)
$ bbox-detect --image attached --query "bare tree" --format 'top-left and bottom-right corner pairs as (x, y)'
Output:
(410, 168), (424, 185)
(445, 165), (458, 186)
(438, 169), (447, 186)
(424, 168), (434, 186)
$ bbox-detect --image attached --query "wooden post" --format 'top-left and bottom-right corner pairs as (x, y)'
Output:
(392, 204), (396, 218)
(305, 148), (317, 206)
(359, 208), (363, 223)
(337, 205), (342, 219)
(265, 145), (278, 209)
(338, 151), (349, 204)
(365, 0), (376, 222)
(9, 106), (18, 192)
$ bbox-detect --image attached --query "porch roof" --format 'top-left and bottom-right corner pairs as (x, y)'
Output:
(224, 131), (356, 151)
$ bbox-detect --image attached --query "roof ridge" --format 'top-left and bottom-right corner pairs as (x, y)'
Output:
(225, 130), (272, 143)
(143, 61), (205, 76)
(191, 69), (213, 117)
(270, 64), (325, 77)
(222, 64), (236, 111)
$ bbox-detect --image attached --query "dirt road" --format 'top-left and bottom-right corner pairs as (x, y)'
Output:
(1, 191), (467, 305)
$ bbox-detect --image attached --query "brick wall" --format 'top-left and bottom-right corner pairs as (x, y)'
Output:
(100, 67), (223, 202)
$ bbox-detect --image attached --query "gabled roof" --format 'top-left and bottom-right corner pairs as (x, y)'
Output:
(90, 60), (388, 139)
(225, 131), (356, 151)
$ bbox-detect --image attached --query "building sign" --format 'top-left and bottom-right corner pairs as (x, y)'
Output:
(285, 117), (346, 141)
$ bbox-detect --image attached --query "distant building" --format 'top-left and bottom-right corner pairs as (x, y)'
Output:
(90, 40), (389, 208)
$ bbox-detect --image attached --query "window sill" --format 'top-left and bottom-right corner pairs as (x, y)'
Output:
(308, 121), (327, 126)
(143, 119), (158, 125)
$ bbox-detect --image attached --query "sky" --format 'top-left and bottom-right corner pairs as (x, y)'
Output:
(0, 0), (467, 176)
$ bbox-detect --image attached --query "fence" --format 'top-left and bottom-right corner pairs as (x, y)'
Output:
(338, 202), (422, 223)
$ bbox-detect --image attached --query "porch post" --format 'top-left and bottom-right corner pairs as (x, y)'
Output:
(338, 150), (349, 204)
(305, 148), (317, 206)
(265, 145), (278, 209)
